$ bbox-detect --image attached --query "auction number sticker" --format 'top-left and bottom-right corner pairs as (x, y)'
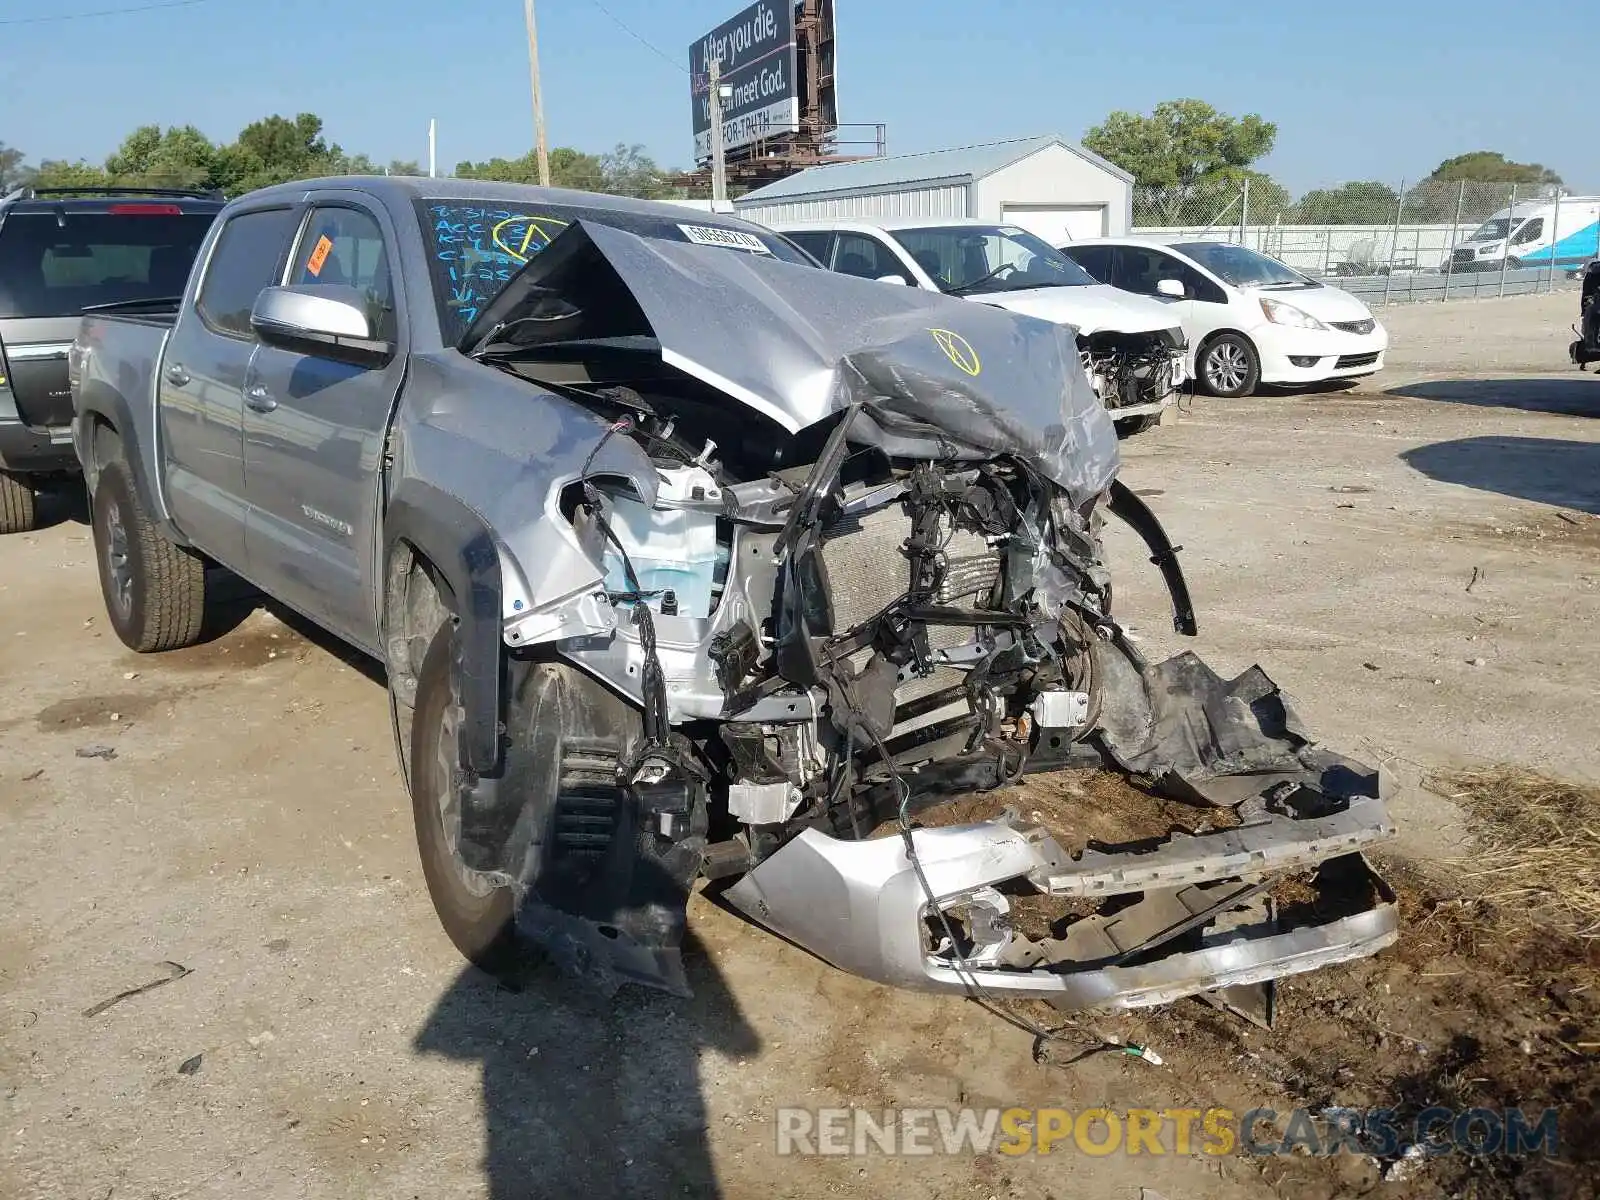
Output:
(306, 235), (335, 278)
(678, 224), (772, 254)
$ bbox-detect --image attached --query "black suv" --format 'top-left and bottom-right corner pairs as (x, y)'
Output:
(0, 187), (223, 532)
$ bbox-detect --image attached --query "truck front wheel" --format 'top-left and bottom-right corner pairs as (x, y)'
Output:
(0, 471), (38, 535)
(410, 619), (517, 968)
(92, 459), (208, 652)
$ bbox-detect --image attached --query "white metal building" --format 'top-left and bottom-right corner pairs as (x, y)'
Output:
(734, 135), (1133, 243)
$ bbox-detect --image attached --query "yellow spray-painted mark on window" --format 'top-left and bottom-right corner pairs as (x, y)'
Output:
(491, 214), (571, 264)
(929, 328), (981, 376)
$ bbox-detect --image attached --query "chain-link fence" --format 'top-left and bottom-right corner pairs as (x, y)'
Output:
(1130, 178), (1600, 305)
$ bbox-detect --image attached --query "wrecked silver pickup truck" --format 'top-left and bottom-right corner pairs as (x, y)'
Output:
(71, 177), (1396, 1009)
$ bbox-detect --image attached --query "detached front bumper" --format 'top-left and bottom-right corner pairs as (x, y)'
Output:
(725, 793), (1397, 1010)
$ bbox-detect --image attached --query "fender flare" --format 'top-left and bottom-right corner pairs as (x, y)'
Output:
(385, 484), (505, 777)
(74, 378), (180, 541)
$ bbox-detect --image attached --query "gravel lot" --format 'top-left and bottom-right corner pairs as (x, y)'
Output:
(2, 291), (1597, 1199)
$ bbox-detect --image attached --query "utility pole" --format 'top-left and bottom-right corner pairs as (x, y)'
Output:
(523, 0), (550, 186)
(708, 57), (728, 208)
(428, 118), (437, 178)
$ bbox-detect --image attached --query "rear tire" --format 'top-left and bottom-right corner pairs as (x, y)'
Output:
(1197, 333), (1261, 398)
(410, 619), (518, 968)
(92, 458), (208, 652)
(0, 472), (38, 535)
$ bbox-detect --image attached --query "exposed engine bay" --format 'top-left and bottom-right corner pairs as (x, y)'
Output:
(1080, 329), (1186, 423)
(451, 220), (1397, 1012)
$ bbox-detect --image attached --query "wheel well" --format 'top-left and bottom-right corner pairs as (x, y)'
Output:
(385, 542), (455, 706)
(1196, 328), (1257, 360)
(85, 414), (122, 495)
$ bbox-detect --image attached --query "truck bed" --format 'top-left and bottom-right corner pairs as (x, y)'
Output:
(71, 313), (176, 476)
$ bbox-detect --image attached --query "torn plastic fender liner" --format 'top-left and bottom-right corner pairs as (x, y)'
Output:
(1092, 646), (1380, 809)
(385, 487), (504, 776)
(1107, 479), (1197, 636)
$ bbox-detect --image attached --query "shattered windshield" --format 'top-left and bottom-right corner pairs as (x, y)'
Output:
(418, 199), (812, 340)
(1175, 242), (1316, 290)
(889, 225), (1097, 295)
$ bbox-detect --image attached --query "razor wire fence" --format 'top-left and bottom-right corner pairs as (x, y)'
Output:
(1129, 178), (1599, 306)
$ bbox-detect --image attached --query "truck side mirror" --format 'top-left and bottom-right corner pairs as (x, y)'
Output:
(250, 285), (395, 367)
(1156, 278), (1186, 299)
(876, 273), (910, 286)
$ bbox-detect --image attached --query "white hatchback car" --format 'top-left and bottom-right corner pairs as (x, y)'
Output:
(1057, 239), (1389, 397)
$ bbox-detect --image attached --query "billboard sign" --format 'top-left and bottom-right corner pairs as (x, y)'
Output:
(690, 1), (799, 160)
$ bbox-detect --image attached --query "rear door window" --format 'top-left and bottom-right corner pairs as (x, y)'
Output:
(782, 230), (833, 264)
(832, 233), (901, 280)
(1061, 243), (1113, 281)
(194, 207), (301, 338)
(0, 211), (215, 318)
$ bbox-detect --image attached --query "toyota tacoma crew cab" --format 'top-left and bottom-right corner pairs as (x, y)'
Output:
(71, 177), (1397, 1010)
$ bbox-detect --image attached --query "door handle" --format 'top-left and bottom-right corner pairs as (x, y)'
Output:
(244, 383), (278, 413)
(165, 363), (191, 387)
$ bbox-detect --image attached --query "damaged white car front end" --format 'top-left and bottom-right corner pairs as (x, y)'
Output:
(420, 217), (1396, 1012)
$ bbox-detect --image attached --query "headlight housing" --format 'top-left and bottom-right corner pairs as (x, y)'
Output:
(1259, 297), (1328, 330)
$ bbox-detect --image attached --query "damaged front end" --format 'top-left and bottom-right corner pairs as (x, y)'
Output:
(1080, 328), (1187, 429)
(453, 220), (1396, 1011)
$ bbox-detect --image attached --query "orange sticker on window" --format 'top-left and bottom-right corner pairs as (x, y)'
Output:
(306, 235), (334, 278)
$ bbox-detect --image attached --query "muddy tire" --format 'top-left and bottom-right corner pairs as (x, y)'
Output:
(92, 459), (208, 652)
(410, 619), (517, 968)
(1198, 333), (1260, 398)
(0, 471), (38, 535)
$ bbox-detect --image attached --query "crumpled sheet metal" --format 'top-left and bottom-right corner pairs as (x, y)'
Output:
(518, 220), (1121, 509)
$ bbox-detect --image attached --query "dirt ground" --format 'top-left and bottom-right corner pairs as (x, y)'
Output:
(3, 292), (1598, 1199)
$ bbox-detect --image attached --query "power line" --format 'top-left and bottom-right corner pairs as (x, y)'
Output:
(583, 0), (686, 72)
(0, 0), (209, 26)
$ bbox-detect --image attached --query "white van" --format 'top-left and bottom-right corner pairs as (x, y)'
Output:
(1443, 196), (1600, 273)
(773, 217), (1188, 434)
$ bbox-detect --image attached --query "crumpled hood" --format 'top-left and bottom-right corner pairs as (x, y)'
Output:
(980, 284), (1182, 337)
(464, 220), (1120, 506)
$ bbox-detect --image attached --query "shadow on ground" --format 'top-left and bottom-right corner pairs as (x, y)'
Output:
(1387, 377), (1600, 416)
(1401, 436), (1600, 513)
(28, 477), (89, 530)
(415, 931), (758, 1199)
(1258, 378), (1362, 398)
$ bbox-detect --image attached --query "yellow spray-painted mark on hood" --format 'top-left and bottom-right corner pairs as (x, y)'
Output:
(929, 328), (981, 377)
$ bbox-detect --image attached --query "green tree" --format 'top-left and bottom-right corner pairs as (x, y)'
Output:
(1293, 180), (1401, 224)
(1425, 151), (1561, 186)
(1239, 171), (1292, 223)
(217, 113), (346, 193)
(106, 124), (217, 189)
(600, 143), (671, 198)
(455, 147), (607, 191)
(28, 159), (113, 191)
(1, 142), (30, 191)
(1085, 99), (1277, 190)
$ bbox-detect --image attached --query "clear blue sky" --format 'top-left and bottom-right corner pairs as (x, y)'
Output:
(2, 0), (1592, 194)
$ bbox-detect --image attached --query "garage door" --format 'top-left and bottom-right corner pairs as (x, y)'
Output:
(1000, 203), (1108, 246)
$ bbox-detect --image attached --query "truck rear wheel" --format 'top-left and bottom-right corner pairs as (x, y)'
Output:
(92, 458), (208, 652)
(410, 619), (517, 968)
(0, 471), (38, 535)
